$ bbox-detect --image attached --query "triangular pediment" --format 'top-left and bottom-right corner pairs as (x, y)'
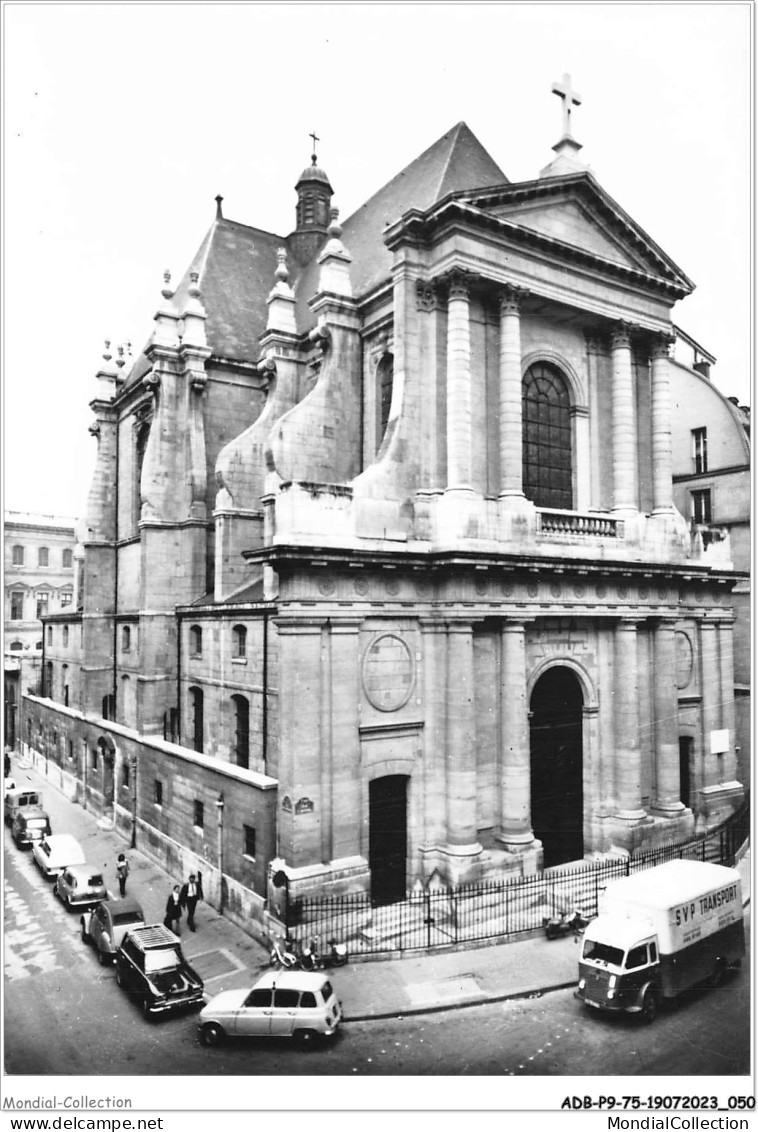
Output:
(457, 174), (693, 293)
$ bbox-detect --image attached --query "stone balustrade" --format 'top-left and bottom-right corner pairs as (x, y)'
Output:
(536, 509), (623, 539)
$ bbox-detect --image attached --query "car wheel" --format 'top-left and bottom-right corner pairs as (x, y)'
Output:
(200, 1023), (225, 1047)
(295, 1029), (318, 1048)
(97, 948), (109, 967)
(708, 957), (726, 989)
(640, 986), (659, 1025)
(80, 921), (89, 943)
(115, 966), (124, 988)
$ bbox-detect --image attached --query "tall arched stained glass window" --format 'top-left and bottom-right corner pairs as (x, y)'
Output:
(522, 362), (573, 510)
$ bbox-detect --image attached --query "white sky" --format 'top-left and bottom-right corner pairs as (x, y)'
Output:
(3, 1), (752, 520)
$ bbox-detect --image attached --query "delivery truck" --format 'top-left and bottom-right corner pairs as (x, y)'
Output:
(575, 859), (744, 1023)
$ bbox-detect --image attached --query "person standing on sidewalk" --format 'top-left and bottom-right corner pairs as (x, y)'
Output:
(164, 885), (183, 935)
(116, 853), (130, 897)
(180, 872), (203, 932)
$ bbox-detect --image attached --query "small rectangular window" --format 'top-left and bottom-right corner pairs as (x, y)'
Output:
(243, 825), (256, 858)
(12, 545), (24, 566)
(11, 592), (23, 620)
(692, 488), (712, 525)
(194, 800), (204, 829)
(692, 427), (708, 474)
(154, 779), (163, 807)
(47, 626), (53, 645)
(60, 592), (73, 607)
(62, 549), (73, 568)
(91, 748), (98, 771)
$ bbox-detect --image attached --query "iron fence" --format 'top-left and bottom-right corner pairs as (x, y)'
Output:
(285, 799), (749, 956)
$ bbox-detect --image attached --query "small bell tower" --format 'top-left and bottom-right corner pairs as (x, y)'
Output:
(288, 131), (333, 265)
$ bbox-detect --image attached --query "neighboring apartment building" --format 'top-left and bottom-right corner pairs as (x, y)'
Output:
(4, 511), (76, 746)
(21, 84), (745, 941)
(669, 338), (751, 789)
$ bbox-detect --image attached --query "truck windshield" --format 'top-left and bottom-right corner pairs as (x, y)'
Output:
(582, 939), (624, 966)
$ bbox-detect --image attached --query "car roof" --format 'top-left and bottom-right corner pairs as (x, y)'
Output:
(123, 923), (180, 949)
(253, 970), (333, 992)
(64, 863), (105, 880)
(103, 896), (144, 915)
(15, 806), (48, 820)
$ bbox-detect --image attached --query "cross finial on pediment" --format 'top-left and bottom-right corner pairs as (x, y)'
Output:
(551, 73), (582, 137)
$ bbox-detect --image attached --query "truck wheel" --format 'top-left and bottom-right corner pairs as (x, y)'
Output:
(708, 958), (726, 989)
(641, 986), (659, 1024)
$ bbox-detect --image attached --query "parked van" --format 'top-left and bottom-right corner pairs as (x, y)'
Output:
(576, 859), (744, 1023)
(5, 788), (43, 826)
(32, 833), (85, 878)
(11, 807), (52, 848)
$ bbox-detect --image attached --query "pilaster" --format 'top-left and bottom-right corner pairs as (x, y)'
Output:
(445, 273), (474, 495)
(610, 322), (638, 515)
(497, 286), (528, 504)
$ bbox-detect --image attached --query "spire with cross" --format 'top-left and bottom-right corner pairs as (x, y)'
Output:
(551, 73), (582, 138)
(309, 130), (320, 165)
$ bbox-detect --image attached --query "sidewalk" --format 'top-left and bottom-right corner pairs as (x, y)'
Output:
(6, 756), (750, 1024)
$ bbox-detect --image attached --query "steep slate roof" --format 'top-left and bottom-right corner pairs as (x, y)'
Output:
(293, 122), (508, 325)
(124, 218), (289, 389)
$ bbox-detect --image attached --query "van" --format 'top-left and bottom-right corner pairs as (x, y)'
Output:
(5, 788), (43, 826)
(11, 807), (52, 848)
(198, 970), (342, 1047)
(575, 859), (744, 1023)
(32, 833), (86, 878)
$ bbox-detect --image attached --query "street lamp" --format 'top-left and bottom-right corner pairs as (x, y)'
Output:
(216, 793), (225, 913)
(129, 754), (138, 848)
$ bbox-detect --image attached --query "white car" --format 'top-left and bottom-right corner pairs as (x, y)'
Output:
(198, 970), (342, 1047)
(32, 833), (85, 878)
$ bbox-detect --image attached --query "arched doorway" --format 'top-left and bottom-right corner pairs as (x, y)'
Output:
(529, 666), (584, 867)
(369, 775), (408, 905)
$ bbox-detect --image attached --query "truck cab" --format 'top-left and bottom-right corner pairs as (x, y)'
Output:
(577, 915), (661, 1021)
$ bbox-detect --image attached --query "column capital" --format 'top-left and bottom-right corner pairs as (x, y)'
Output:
(499, 284), (529, 316)
(445, 270), (470, 301)
(650, 331), (676, 360)
(610, 321), (634, 350)
(500, 616), (535, 631)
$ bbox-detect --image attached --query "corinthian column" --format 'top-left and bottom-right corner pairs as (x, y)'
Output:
(614, 619), (646, 819)
(498, 287), (527, 500)
(497, 619), (534, 846)
(650, 334), (675, 513)
(610, 322), (637, 513)
(445, 274), (473, 493)
(651, 618), (685, 814)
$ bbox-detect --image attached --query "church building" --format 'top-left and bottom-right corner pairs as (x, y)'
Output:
(25, 78), (744, 932)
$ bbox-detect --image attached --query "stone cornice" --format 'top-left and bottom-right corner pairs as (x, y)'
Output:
(384, 196), (691, 301)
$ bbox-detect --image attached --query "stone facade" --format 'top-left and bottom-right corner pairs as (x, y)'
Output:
(21, 103), (745, 928)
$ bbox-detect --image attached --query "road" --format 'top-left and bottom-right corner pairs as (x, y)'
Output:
(4, 834), (751, 1077)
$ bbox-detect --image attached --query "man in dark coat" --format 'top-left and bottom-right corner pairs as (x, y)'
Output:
(180, 872), (203, 932)
(164, 885), (182, 934)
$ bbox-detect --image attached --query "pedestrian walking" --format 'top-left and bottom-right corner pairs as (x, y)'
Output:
(180, 871), (203, 932)
(164, 885), (183, 935)
(116, 853), (130, 897)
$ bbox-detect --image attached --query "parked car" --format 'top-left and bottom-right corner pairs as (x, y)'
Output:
(5, 787), (43, 826)
(32, 833), (85, 878)
(81, 898), (146, 965)
(54, 863), (108, 911)
(11, 807), (52, 848)
(198, 970), (342, 1047)
(115, 924), (204, 1019)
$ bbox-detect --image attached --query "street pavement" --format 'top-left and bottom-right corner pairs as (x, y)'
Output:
(5, 754), (751, 1024)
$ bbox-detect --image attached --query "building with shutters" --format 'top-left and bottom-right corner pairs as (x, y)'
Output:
(20, 80), (745, 934)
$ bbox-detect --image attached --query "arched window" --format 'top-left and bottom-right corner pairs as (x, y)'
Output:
(522, 361), (573, 510)
(62, 664), (69, 707)
(232, 695), (250, 769)
(9, 640), (23, 651)
(134, 420), (150, 529)
(233, 625), (247, 659)
(38, 547), (49, 567)
(12, 545), (24, 566)
(189, 686), (204, 753)
(190, 625), (202, 657)
(377, 352), (394, 444)
(45, 661), (54, 699)
(121, 625), (131, 652)
(63, 626), (69, 647)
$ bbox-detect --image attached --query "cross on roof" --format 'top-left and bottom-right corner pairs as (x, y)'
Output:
(551, 73), (582, 137)
(309, 130), (320, 159)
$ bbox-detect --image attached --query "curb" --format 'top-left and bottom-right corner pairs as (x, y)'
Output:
(343, 980), (578, 1023)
